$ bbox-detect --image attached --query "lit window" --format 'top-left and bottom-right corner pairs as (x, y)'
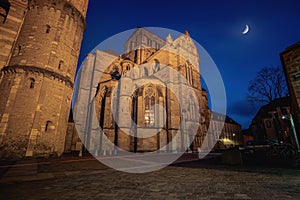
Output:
(144, 86), (155, 126)
(145, 109), (155, 126)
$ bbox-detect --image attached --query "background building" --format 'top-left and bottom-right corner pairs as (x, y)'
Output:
(281, 42), (300, 148)
(0, 0), (89, 158)
(248, 97), (293, 144)
(207, 112), (242, 151)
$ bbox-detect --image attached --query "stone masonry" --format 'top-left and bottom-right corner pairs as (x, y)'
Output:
(0, 0), (89, 158)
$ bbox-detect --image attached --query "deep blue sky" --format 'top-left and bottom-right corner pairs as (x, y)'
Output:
(78, 0), (300, 129)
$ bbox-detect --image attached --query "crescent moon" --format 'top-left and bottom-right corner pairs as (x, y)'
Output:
(242, 24), (249, 34)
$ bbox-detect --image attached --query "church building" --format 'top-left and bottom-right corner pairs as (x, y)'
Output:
(73, 28), (210, 155)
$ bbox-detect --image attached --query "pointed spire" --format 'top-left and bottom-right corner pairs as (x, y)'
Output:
(166, 34), (173, 44)
(184, 30), (190, 36)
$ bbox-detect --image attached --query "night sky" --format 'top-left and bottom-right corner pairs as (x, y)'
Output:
(78, 0), (300, 129)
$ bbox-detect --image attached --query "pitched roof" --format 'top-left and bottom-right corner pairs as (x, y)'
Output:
(211, 111), (241, 126)
(253, 96), (291, 119)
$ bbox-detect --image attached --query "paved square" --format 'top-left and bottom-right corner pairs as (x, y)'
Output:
(0, 157), (299, 200)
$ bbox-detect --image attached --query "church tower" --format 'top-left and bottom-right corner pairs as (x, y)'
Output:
(0, 0), (89, 158)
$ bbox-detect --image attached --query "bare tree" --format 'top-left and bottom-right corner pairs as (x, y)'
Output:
(247, 66), (289, 103)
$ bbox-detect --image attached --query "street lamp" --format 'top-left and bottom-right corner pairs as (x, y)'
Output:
(282, 114), (300, 153)
(232, 133), (236, 146)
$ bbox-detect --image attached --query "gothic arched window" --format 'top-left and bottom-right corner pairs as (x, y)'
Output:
(99, 87), (108, 130)
(186, 66), (190, 83)
(144, 86), (155, 126)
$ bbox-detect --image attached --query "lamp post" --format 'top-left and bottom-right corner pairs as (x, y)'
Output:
(282, 114), (300, 153)
(232, 133), (236, 146)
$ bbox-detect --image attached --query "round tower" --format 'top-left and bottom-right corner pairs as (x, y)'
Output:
(0, 0), (89, 158)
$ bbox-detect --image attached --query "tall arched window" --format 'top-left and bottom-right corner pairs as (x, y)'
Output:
(99, 87), (108, 130)
(189, 95), (196, 120)
(17, 45), (22, 55)
(58, 60), (64, 70)
(29, 78), (35, 89)
(144, 67), (149, 77)
(190, 68), (194, 85)
(144, 86), (155, 126)
(186, 66), (190, 83)
(131, 90), (138, 152)
(153, 59), (160, 72)
(45, 120), (52, 131)
(46, 24), (51, 33)
(0, 0), (10, 23)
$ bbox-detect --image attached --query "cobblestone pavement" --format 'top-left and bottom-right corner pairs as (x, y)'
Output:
(0, 156), (299, 200)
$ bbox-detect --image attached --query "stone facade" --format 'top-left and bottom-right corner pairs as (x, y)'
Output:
(0, 0), (89, 158)
(207, 112), (242, 150)
(0, 0), (27, 70)
(281, 42), (300, 143)
(74, 28), (210, 155)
